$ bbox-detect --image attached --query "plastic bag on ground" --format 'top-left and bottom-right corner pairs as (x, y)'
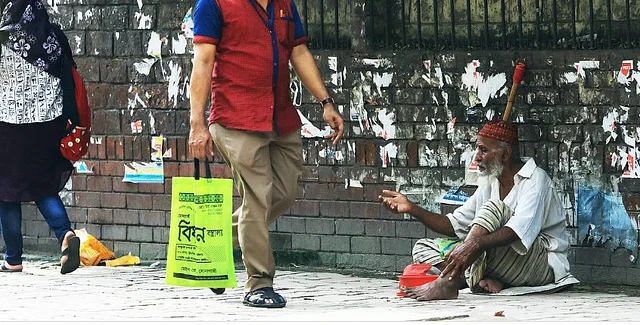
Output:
(75, 228), (116, 266)
(104, 254), (140, 267)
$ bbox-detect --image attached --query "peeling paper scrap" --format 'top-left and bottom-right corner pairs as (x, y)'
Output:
(131, 120), (143, 134)
(373, 72), (393, 96)
(181, 8), (194, 39)
(290, 80), (302, 106)
(318, 148), (327, 158)
(147, 32), (163, 59)
(618, 60), (634, 85)
(298, 109), (331, 138)
(621, 152), (639, 178)
(347, 179), (363, 188)
(73, 161), (93, 174)
(172, 34), (188, 55)
(562, 72), (578, 84)
(329, 56), (341, 87)
(574, 60), (600, 78)
(152, 136), (164, 153)
(133, 58), (157, 76)
(334, 150), (344, 161)
(163, 148), (173, 158)
(128, 90), (148, 110)
(460, 60), (506, 107)
(602, 110), (619, 144)
(362, 58), (382, 68)
(447, 118), (456, 135)
(168, 61), (182, 108)
(371, 110), (396, 140)
(423, 60), (431, 70)
(380, 143), (398, 168)
(46, 0), (59, 13)
(90, 136), (103, 145)
(135, 11), (152, 29)
(362, 58), (391, 69)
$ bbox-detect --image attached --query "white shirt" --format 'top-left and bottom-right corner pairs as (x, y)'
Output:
(447, 158), (570, 282)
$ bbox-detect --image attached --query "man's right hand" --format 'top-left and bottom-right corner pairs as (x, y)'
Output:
(189, 124), (214, 161)
(379, 190), (414, 214)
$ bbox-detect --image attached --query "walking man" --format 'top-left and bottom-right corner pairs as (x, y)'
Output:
(188, 0), (344, 308)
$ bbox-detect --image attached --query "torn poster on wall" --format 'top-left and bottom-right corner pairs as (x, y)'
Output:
(380, 143), (397, 168)
(371, 108), (396, 140)
(298, 109), (332, 138)
(603, 106), (640, 178)
(615, 60), (640, 94)
(168, 60), (183, 108)
(361, 58), (392, 69)
(74, 161), (93, 174)
(123, 136), (165, 183)
(421, 60), (451, 88)
(181, 8), (194, 39)
(172, 8), (194, 55)
(617, 60), (633, 85)
(345, 179), (363, 189)
(147, 32), (164, 59)
(574, 60), (599, 78)
(576, 185), (638, 258)
(290, 79), (303, 106)
(328, 56), (345, 89)
(134, 0), (153, 29)
(460, 60), (507, 108)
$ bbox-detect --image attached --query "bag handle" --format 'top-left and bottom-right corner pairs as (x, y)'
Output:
(194, 158), (212, 180)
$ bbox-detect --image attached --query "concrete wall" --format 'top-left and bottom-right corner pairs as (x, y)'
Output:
(15, 0), (640, 285)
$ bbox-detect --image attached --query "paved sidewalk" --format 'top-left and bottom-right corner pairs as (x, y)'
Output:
(2, 259), (640, 322)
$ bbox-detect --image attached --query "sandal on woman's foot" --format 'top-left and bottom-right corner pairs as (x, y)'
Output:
(60, 235), (81, 274)
(0, 262), (22, 272)
(210, 288), (225, 295)
(243, 287), (286, 308)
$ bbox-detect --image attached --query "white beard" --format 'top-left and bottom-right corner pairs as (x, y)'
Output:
(478, 160), (505, 180)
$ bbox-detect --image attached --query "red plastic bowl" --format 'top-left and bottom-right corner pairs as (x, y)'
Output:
(397, 264), (439, 297)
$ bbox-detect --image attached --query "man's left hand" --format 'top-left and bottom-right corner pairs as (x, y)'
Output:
(323, 104), (344, 145)
(441, 237), (484, 281)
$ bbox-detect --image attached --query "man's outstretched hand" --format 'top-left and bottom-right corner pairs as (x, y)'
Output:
(379, 190), (414, 214)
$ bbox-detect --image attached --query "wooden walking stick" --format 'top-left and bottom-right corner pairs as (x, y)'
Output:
(503, 62), (527, 121)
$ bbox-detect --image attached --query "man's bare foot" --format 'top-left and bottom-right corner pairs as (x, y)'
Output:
(475, 278), (504, 294)
(403, 277), (459, 301)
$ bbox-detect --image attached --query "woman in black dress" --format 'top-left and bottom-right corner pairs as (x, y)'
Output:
(0, 0), (80, 274)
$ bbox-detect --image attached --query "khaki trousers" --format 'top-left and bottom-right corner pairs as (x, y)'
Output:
(209, 124), (302, 291)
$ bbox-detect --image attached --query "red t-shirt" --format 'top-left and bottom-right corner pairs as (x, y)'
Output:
(193, 0), (307, 136)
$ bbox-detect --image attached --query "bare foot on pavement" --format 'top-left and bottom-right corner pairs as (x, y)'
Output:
(478, 278), (504, 293)
(403, 277), (459, 301)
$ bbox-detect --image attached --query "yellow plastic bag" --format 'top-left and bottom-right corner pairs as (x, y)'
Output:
(165, 160), (236, 288)
(75, 228), (116, 266)
(105, 254), (140, 267)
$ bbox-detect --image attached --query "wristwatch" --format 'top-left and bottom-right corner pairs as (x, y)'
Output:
(320, 97), (335, 108)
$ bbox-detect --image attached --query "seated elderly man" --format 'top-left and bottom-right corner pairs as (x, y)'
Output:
(379, 120), (570, 300)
